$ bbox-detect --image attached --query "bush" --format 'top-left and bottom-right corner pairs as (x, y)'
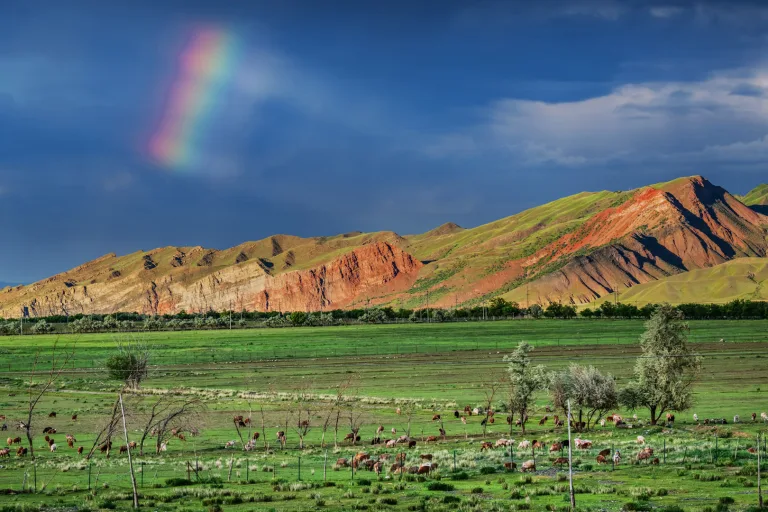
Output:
(623, 502), (652, 511)
(659, 506), (685, 512)
(471, 487), (483, 494)
(378, 497), (398, 506)
(450, 471), (469, 480)
(164, 478), (192, 487)
(425, 482), (454, 491)
(356, 479), (372, 486)
(719, 497), (735, 505)
(479, 466), (497, 475)
(442, 496), (461, 504)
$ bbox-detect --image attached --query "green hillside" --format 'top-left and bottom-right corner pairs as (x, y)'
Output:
(740, 183), (768, 213)
(591, 257), (768, 306)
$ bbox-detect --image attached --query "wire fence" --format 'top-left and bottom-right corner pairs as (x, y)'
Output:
(1, 433), (766, 494)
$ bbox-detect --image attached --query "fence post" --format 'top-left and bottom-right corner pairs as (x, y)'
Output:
(141, 462), (144, 488)
(298, 456), (301, 481)
(246, 458), (249, 482)
(715, 435), (718, 464)
(324, 450), (328, 481)
(611, 444), (614, 471)
(88, 461), (92, 490)
(33, 459), (37, 493)
(663, 439), (666, 464)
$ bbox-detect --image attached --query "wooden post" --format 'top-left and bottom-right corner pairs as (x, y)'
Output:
(324, 450), (328, 481)
(567, 400), (576, 511)
(118, 394), (139, 509)
(663, 439), (666, 464)
(758, 433), (763, 510)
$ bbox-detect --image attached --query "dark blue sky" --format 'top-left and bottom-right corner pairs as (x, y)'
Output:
(2, 0), (768, 283)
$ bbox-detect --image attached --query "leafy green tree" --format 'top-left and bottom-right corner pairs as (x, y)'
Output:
(289, 311), (308, 326)
(580, 308), (595, 318)
(527, 304), (543, 319)
(619, 304), (701, 425)
(489, 298), (521, 317)
(550, 364), (617, 431)
(504, 342), (547, 434)
(30, 320), (55, 334)
(105, 339), (150, 389)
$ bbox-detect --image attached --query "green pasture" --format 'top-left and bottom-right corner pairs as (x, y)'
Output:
(0, 320), (767, 510)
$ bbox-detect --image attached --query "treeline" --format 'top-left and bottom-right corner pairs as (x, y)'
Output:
(0, 298), (766, 336)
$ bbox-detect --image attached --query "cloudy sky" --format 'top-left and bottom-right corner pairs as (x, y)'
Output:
(2, 0), (768, 284)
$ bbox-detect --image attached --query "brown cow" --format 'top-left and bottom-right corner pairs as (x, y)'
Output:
(408, 440), (417, 449)
(596, 454), (608, 464)
(16, 447), (27, 457)
(252, 432), (260, 440)
(335, 458), (349, 467)
(119, 445), (128, 454)
(71, 414), (77, 421)
(521, 460), (536, 472)
(48, 412), (56, 418)
(129, 441), (137, 449)
(395, 452), (407, 463)
(432, 414), (441, 421)
(10, 437), (21, 445)
(598, 448), (611, 457)
(504, 461), (516, 471)
(553, 457), (568, 466)
(390, 462), (403, 473)
(77, 446), (84, 455)
(651, 457), (660, 465)
(533, 440), (544, 450)
(373, 461), (382, 475)
(67, 439), (74, 448)
(0, 448), (9, 457)
(549, 442), (562, 453)
(480, 442), (493, 451)
(425, 436), (438, 443)
(539, 416), (548, 426)
(420, 454), (433, 461)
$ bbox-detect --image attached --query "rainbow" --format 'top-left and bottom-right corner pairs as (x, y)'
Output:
(149, 28), (240, 170)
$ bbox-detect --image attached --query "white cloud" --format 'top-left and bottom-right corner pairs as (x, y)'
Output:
(427, 69), (768, 167)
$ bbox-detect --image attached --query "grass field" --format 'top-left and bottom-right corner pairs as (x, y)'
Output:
(0, 320), (767, 511)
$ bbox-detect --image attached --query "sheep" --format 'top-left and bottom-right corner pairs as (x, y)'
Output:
(734, 415), (740, 424)
(636, 436), (646, 445)
(693, 413), (699, 423)
(521, 460), (536, 472)
(386, 439), (397, 448)
(49, 443), (57, 452)
(518, 440), (531, 450)
(761, 412), (768, 423)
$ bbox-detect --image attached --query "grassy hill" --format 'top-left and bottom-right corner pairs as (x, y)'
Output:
(591, 257), (768, 306)
(740, 183), (768, 214)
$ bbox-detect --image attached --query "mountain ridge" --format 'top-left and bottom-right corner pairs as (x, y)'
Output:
(2, 175), (766, 317)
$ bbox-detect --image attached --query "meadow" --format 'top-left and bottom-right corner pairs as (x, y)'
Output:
(0, 320), (767, 511)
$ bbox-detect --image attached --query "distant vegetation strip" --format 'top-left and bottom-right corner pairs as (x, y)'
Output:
(2, 298), (768, 336)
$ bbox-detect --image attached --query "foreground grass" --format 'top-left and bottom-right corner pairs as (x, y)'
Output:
(0, 320), (766, 510)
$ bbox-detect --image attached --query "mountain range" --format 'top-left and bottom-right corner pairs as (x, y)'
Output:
(1, 176), (766, 317)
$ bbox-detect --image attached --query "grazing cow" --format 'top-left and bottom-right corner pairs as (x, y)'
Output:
(43, 427), (54, 434)
(48, 443), (56, 452)
(553, 457), (568, 466)
(504, 461), (516, 471)
(473, 408), (480, 416)
(0, 448), (9, 457)
(481, 418), (487, 427)
(761, 412), (768, 423)
(598, 448), (610, 457)
(461, 417), (467, 425)
(666, 413), (675, 423)
(391, 428), (397, 435)
(596, 454), (607, 464)
(390, 463), (404, 473)
(395, 452), (407, 464)
(637, 450), (651, 462)
(252, 432), (260, 440)
(336, 458), (349, 467)
(693, 413), (699, 423)
(549, 442), (562, 453)
(386, 439), (397, 448)
(752, 413), (757, 422)
(48, 438), (55, 447)
(480, 442), (493, 451)
(77, 446), (84, 455)
(539, 416), (548, 426)
(397, 435), (409, 443)
(432, 414), (441, 421)
(495, 439), (512, 448)
(600, 419), (606, 428)
(119, 445), (128, 454)
(71, 414), (77, 421)
(574, 438), (592, 449)
(99, 441), (112, 455)
(464, 406), (472, 415)
(343, 432), (356, 442)
(425, 436), (438, 443)
(67, 439), (74, 448)
(454, 410), (460, 419)
(16, 447), (27, 457)
(408, 440), (417, 449)
(636, 436), (646, 445)
(521, 460), (536, 472)
(613, 450), (621, 465)
(747, 447), (757, 455)
(533, 441), (544, 450)
(0, 424), (6, 432)
(66, 434), (76, 442)
(420, 454), (433, 461)
(224, 440), (236, 449)
(6, 437), (12, 447)
(373, 462), (382, 475)
(48, 412), (56, 418)
(10, 437), (20, 445)
(734, 415), (740, 424)
(129, 441), (137, 449)
(518, 440), (530, 450)
(378, 453), (390, 461)
(651, 457), (660, 465)
(561, 440), (570, 448)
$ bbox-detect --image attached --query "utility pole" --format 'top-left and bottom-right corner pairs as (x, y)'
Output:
(426, 290), (430, 323)
(229, 300), (232, 330)
(759, 433), (763, 510)
(567, 400), (576, 511)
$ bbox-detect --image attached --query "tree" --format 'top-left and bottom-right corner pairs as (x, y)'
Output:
(480, 374), (503, 436)
(527, 304), (543, 319)
(135, 396), (204, 455)
(30, 320), (54, 334)
(21, 339), (75, 490)
(550, 365), (617, 431)
(619, 304), (701, 425)
(504, 342), (546, 434)
(489, 298), (520, 317)
(105, 337), (150, 389)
